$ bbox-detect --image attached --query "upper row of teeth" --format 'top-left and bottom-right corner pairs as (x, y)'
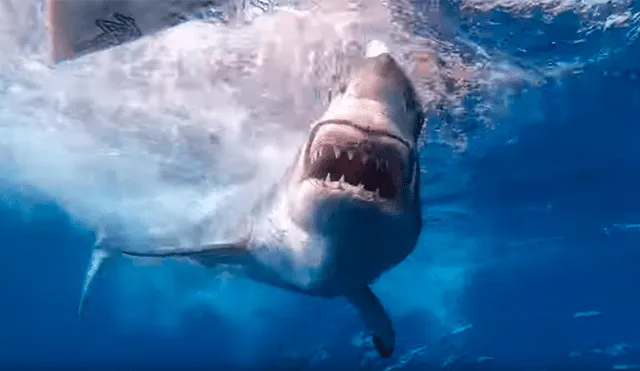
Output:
(311, 146), (388, 169)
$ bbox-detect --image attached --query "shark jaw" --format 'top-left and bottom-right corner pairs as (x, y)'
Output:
(290, 118), (415, 223)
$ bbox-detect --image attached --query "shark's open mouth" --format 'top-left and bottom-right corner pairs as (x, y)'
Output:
(305, 142), (403, 200)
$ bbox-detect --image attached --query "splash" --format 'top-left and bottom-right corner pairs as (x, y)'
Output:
(0, 0), (633, 364)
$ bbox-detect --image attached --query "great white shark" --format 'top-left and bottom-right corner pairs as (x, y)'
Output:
(47, 1), (426, 358)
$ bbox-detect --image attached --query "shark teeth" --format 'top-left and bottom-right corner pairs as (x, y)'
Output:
(312, 147), (323, 163)
(307, 143), (399, 199)
(315, 175), (383, 199)
(309, 145), (380, 166)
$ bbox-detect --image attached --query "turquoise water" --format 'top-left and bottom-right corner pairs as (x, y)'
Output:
(1, 1), (639, 369)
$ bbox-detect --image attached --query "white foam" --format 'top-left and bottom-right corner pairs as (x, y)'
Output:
(365, 39), (389, 58)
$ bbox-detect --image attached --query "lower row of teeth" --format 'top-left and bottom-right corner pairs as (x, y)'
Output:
(322, 173), (381, 197)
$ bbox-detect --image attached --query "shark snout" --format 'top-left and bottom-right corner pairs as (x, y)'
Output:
(348, 53), (413, 104)
(332, 51), (423, 143)
(362, 53), (407, 81)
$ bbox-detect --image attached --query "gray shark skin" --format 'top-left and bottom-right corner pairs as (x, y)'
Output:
(80, 44), (425, 358)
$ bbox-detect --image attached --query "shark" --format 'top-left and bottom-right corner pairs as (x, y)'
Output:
(47, 0), (426, 358)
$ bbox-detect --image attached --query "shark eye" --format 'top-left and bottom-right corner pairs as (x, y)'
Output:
(326, 81), (347, 104)
(326, 82), (347, 104)
(403, 89), (417, 113)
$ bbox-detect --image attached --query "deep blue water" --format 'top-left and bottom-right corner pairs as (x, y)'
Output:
(2, 2), (640, 370)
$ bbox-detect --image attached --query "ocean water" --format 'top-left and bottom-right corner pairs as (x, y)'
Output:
(0, 0), (639, 369)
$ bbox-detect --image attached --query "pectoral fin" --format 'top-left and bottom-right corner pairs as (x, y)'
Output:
(46, 0), (229, 63)
(347, 286), (395, 358)
(78, 226), (251, 315)
(118, 237), (251, 268)
(78, 226), (111, 315)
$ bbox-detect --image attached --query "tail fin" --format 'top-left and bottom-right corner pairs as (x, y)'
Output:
(46, 0), (232, 63)
(78, 225), (114, 315)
